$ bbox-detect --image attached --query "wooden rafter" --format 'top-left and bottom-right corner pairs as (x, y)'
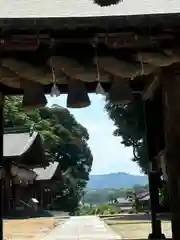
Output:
(1, 26), (180, 94)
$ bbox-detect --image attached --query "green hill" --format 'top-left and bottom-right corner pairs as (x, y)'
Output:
(87, 172), (148, 189)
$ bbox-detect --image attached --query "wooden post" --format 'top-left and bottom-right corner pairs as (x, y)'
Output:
(4, 172), (11, 215)
(144, 100), (165, 239)
(162, 71), (180, 240)
(144, 88), (166, 239)
(0, 93), (4, 240)
(12, 183), (16, 211)
(40, 184), (44, 209)
(51, 194), (54, 208)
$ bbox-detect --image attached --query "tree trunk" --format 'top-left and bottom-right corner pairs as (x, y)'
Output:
(162, 71), (180, 240)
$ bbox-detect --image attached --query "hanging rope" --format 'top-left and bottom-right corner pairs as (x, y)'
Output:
(50, 39), (60, 97)
(94, 44), (106, 95)
(50, 58), (60, 97)
(140, 55), (144, 76)
(94, 46), (100, 81)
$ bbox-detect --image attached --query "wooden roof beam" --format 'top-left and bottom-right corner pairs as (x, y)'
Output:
(0, 81), (143, 95)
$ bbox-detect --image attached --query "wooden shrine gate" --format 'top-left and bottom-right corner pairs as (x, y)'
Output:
(1, 6), (180, 240)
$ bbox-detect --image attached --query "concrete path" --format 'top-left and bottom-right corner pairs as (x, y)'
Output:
(43, 215), (122, 239)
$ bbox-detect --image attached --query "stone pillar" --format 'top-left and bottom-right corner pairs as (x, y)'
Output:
(162, 72), (180, 240)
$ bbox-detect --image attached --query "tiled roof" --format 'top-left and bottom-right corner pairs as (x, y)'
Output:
(33, 162), (59, 180)
(117, 197), (131, 204)
(3, 132), (38, 157)
(0, 0), (180, 18)
(140, 194), (150, 201)
(137, 191), (149, 200)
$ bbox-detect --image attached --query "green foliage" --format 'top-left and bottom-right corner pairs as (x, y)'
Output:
(83, 188), (126, 205)
(79, 203), (119, 216)
(83, 185), (148, 205)
(79, 205), (95, 215)
(97, 203), (119, 215)
(4, 96), (93, 212)
(105, 96), (148, 174)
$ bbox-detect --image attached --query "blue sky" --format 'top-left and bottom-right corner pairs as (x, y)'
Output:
(47, 94), (142, 176)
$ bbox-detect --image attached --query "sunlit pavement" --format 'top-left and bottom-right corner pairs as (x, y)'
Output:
(42, 215), (122, 239)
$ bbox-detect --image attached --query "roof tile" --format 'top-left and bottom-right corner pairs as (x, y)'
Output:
(3, 132), (38, 157)
(33, 162), (60, 180)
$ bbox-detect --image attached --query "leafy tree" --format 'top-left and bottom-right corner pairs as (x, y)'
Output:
(4, 96), (93, 212)
(105, 95), (148, 174)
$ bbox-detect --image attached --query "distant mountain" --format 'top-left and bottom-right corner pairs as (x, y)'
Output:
(87, 172), (148, 189)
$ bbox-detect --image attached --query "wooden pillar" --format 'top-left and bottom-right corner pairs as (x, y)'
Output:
(40, 184), (44, 209)
(162, 71), (180, 240)
(51, 190), (54, 208)
(144, 88), (166, 239)
(4, 173), (11, 215)
(12, 183), (16, 211)
(0, 93), (4, 240)
(33, 181), (37, 198)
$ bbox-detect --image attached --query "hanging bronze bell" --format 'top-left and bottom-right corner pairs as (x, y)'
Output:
(67, 79), (91, 108)
(108, 77), (133, 105)
(22, 80), (47, 110)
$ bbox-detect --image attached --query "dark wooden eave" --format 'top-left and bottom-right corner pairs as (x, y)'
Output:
(0, 81), (144, 95)
(1, 13), (180, 31)
(1, 13), (180, 95)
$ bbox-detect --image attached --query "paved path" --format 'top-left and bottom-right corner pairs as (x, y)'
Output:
(43, 216), (122, 239)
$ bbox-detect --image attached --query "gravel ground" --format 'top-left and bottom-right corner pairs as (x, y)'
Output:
(4, 217), (60, 240)
(106, 219), (172, 239)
